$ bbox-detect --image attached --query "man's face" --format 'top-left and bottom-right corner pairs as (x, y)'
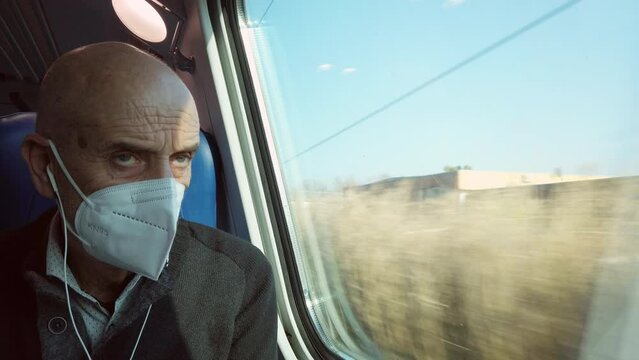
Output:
(50, 99), (200, 220)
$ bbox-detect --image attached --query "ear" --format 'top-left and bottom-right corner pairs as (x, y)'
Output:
(21, 133), (55, 199)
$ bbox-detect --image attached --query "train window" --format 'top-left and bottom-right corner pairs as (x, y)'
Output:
(236, 0), (638, 358)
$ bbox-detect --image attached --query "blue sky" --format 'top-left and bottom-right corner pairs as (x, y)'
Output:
(243, 0), (639, 188)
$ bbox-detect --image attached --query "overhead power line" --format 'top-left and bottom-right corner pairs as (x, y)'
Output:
(284, 0), (582, 164)
(257, 0), (275, 27)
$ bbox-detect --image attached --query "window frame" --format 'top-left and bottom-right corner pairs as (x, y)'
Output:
(203, 0), (348, 358)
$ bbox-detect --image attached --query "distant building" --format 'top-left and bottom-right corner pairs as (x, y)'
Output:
(355, 170), (608, 200)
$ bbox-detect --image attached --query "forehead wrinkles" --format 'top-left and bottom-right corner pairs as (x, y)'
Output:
(81, 111), (199, 150)
(90, 127), (199, 154)
(92, 99), (195, 123)
(75, 102), (197, 130)
(83, 121), (199, 150)
(119, 99), (196, 122)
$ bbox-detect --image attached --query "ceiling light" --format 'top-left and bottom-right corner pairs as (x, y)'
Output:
(112, 0), (167, 43)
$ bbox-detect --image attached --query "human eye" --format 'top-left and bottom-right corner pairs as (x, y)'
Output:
(112, 152), (141, 167)
(171, 153), (193, 168)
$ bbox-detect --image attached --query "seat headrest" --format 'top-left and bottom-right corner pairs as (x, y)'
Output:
(0, 113), (56, 231)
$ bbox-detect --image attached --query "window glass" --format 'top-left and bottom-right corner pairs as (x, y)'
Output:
(239, 0), (639, 359)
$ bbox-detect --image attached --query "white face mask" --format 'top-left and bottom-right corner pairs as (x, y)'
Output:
(46, 140), (186, 281)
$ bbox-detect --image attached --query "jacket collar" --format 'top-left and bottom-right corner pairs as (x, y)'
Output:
(20, 210), (192, 339)
(20, 209), (55, 276)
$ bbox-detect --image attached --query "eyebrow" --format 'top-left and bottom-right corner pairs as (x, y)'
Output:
(179, 143), (200, 154)
(98, 140), (200, 154)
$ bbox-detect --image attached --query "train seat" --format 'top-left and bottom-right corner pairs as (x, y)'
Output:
(0, 112), (217, 232)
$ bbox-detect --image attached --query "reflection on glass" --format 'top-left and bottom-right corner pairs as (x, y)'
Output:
(240, 0), (639, 358)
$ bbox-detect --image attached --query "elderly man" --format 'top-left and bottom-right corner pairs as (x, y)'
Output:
(0, 42), (277, 359)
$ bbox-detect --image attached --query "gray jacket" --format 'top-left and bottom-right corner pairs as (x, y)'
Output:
(0, 210), (278, 359)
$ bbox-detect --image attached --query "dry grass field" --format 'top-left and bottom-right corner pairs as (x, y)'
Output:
(291, 177), (639, 360)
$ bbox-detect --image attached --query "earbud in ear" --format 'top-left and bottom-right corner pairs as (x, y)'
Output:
(46, 166), (59, 193)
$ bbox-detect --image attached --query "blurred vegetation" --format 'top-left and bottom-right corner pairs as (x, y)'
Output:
(291, 177), (639, 360)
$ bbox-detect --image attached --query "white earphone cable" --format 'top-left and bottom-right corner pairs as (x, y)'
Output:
(47, 166), (152, 360)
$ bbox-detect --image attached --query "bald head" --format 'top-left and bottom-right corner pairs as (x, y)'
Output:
(23, 41), (200, 225)
(37, 41), (198, 139)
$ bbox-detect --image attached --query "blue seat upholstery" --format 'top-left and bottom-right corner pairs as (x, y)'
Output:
(181, 132), (218, 228)
(0, 113), (56, 231)
(0, 112), (217, 232)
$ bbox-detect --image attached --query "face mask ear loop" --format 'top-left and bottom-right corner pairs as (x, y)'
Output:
(47, 167), (93, 360)
(46, 166), (91, 248)
(48, 140), (94, 208)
